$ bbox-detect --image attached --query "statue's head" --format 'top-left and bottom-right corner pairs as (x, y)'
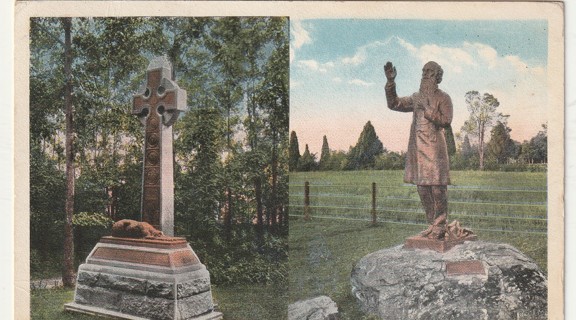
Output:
(422, 61), (443, 84)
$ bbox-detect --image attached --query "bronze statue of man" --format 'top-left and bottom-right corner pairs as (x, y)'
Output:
(384, 61), (453, 239)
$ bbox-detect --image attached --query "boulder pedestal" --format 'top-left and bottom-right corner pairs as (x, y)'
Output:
(351, 241), (547, 320)
(65, 236), (223, 320)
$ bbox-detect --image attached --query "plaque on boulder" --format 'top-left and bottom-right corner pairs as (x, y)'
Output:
(65, 57), (222, 320)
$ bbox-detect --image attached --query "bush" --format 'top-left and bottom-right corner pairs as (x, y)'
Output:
(187, 224), (287, 286)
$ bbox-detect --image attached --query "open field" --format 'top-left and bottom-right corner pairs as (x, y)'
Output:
(290, 170), (547, 233)
(288, 170), (547, 319)
(31, 283), (287, 320)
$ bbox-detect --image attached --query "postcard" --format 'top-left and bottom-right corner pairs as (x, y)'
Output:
(13, 1), (564, 320)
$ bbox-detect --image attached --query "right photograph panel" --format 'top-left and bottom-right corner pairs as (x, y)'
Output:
(288, 15), (560, 320)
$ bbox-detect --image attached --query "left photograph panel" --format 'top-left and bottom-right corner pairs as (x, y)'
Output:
(28, 17), (289, 319)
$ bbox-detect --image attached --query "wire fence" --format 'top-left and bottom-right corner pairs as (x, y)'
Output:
(289, 181), (547, 234)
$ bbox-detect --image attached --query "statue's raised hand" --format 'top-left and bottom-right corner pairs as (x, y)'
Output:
(384, 61), (397, 82)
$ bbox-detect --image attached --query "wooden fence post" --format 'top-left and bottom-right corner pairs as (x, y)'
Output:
(304, 181), (310, 221)
(371, 182), (377, 225)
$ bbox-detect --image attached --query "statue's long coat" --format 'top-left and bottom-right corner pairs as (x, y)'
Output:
(385, 82), (453, 185)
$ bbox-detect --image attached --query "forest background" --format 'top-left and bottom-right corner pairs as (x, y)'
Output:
(29, 17), (289, 288)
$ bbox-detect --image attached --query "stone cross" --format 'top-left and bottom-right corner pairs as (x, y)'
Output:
(132, 56), (187, 236)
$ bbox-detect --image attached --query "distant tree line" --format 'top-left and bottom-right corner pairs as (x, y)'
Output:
(291, 92), (547, 172)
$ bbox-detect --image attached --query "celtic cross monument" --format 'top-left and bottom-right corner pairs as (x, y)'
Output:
(65, 57), (222, 320)
(132, 56), (187, 236)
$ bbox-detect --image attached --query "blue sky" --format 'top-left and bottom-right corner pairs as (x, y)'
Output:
(290, 19), (548, 153)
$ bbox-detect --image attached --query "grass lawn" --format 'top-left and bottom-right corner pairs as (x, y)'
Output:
(31, 282), (287, 320)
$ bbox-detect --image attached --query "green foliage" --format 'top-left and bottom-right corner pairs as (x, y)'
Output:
(289, 131), (301, 171)
(72, 212), (113, 228)
(374, 151), (405, 170)
(319, 135), (331, 171)
(30, 17), (289, 286)
(345, 121), (385, 170)
(298, 144), (317, 172)
(461, 91), (506, 169)
(194, 225), (287, 285)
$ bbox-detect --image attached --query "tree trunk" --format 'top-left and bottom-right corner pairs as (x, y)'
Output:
(269, 129), (278, 229)
(225, 186), (232, 240)
(62, 17), (76, 288)
(255, 177), (263, 227)
(479, 124), (485, 170)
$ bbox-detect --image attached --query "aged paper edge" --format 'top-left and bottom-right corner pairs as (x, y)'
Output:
(13, 1), (565, 320)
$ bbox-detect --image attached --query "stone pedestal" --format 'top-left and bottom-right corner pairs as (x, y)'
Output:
(65, 236), (223, 320)
(351, 241), (547, 319)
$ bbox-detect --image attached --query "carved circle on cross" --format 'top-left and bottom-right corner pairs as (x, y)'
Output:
(147, 133), (159, 146)
(145, 168), (160, 184)
(147, 150), (160, 165)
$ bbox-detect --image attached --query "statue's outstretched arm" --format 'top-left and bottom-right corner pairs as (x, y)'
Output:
(384, 62), (413, 112)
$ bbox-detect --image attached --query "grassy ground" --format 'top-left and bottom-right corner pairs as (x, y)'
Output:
(31, 283), (287, 320)
(290, 170), (547, 232)
(288, 170), (548, 319)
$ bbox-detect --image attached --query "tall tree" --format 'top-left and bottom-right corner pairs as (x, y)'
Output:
(289, 131), (301, 172)
(346, 121), (385, 170)
(529, 124), (547, 164)
(62, 17), (76, 288)
(319, 135), (331, 171)
(461, 91), (505, 169)
(487, 121), (516, 164)
(299, 144), (317, 172)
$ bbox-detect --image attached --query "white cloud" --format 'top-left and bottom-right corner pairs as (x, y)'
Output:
(341, 40), (387, 66)
(297, 59), (333, 73)
(348, 79), (374, 87)
(505, 55), (529, 72)
(291, 20), (312, 49)
(332, 77), (342, 83)
(342, 50), (366, 65)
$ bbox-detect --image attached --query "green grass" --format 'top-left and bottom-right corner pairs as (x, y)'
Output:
(31, 283), (287, 320)
(289, 170), (547, 232)
(288, 170), (547, 319)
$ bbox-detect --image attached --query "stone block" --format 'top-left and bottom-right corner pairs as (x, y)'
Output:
(77, 271), (99, 286)
(147, 279), (174, 298)
(97, 273), (147, 294)
(121, 294), (175, 320)
(177, 291), (214, 319)
(75, 285), (122, 311)
(177, 278), (211, 299)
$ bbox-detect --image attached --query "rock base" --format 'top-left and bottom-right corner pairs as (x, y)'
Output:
(64, 236), (223, 320)
(351, 241), (547, 320)
(288, 296), (339, 320)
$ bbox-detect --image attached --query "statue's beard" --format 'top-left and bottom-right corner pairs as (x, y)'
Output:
(419, 77), (438, 95)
